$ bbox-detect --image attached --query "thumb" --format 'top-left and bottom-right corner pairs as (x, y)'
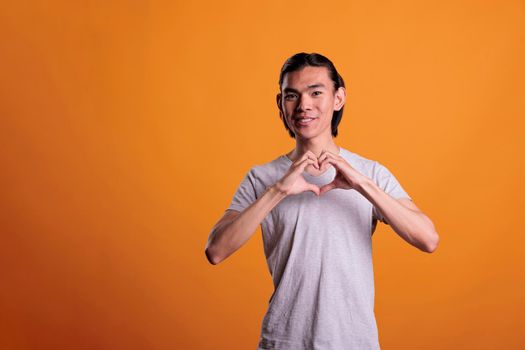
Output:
(307, 184), (320, 196)
(319, 181), (336, 195)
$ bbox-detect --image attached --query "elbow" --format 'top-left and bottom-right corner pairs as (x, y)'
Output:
(205, 246), (222, 265)
(422, 230), (440, 253)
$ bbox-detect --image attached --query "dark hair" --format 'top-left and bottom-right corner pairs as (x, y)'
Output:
(278, 52), (346, 138)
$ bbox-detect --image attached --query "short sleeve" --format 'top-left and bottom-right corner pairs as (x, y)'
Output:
(226, 168), (258, 213)
(372, 162), (412, 223)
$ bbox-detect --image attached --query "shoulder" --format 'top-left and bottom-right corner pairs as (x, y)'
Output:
(340, 148), (381, 176)
(248, 154), (287, 174)
(243, 154), (289, 186)
(341, 147), (410, 199)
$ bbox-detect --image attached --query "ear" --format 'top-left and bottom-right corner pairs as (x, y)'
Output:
(334, 87), (346, 111)
(276, 93), (284, 119)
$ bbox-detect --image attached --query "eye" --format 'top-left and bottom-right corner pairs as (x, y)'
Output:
(312, 91), (322, 96)
(284, 94), (297, 100)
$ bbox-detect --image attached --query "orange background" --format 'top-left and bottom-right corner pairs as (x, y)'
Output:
(1, 1), (524, 349)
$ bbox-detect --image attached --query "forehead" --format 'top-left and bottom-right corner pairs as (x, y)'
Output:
(281, 66), (333, 90)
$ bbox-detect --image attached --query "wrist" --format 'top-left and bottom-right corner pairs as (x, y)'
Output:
(355, 176), (376, 195)
(269, 182), (289, 199)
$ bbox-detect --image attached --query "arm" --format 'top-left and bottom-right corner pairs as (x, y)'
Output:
(205, 151), (321, 265)
(317, 150), (439, 253)
(205, 186), (286, 265)
(357, 179), (439, 253)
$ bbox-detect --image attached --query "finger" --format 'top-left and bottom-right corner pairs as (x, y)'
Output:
(298, 151), (310, 162)
(318, 152), (330, 163)
(305, 150), (320, 169)
(306, 155), (320, 169)
(298, 151), (319, 169)
(319, 157), (338, 171)
(318, 152), (337, 169)
(319, 181), (337, 195)
(319, 156), (335, 165)
(294, 157), (313, 167)
(318, 154), (329, 170)
(318, 150), (339, 163)
(296, 158), (317, 172)
(300, 150), (316, 161)
(304, 150), (315, 158)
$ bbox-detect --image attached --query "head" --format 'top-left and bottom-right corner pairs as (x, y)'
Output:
(277, 52), (346, 139)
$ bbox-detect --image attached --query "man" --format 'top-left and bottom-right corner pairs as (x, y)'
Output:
(205, 52), (439, 349)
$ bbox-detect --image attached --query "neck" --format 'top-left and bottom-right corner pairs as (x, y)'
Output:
(287, 136), (340, 161)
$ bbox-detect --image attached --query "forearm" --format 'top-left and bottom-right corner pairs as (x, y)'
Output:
(207, 185), (286, 264)
(357, 177), (439, 253)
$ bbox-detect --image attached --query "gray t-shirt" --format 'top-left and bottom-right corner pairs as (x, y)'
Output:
(227, 147), (411, 350)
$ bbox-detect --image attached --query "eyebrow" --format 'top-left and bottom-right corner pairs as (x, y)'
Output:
(283, 83), (327, 93)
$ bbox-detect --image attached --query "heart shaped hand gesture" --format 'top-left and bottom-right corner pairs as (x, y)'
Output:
(275, 150), (322, 196)
(317, 150), (366, 195)
(274, 149), (367, 197)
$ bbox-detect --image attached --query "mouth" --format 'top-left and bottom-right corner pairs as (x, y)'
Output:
(294, 117), (317, 127)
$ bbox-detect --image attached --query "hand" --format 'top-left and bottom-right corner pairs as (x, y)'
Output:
(317, 150), (367, 195)
(274, 150), (321, 196)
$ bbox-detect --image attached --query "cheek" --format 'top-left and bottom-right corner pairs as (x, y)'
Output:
(323, 99), (336, 111)
(319, 100), (332, 113)
(284, 102), (296, 114)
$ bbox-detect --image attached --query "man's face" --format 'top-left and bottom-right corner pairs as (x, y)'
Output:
(277, 66), (345, 140)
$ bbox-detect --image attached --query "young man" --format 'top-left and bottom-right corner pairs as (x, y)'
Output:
(205, 53), (439, 349)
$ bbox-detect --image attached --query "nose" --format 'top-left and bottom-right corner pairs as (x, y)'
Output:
(296, 94), (312, 112)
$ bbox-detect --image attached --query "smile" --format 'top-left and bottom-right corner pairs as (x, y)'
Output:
(295, 117), (316, 126)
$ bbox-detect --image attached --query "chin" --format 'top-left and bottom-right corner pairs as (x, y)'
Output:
(295, 131), (318, 140)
